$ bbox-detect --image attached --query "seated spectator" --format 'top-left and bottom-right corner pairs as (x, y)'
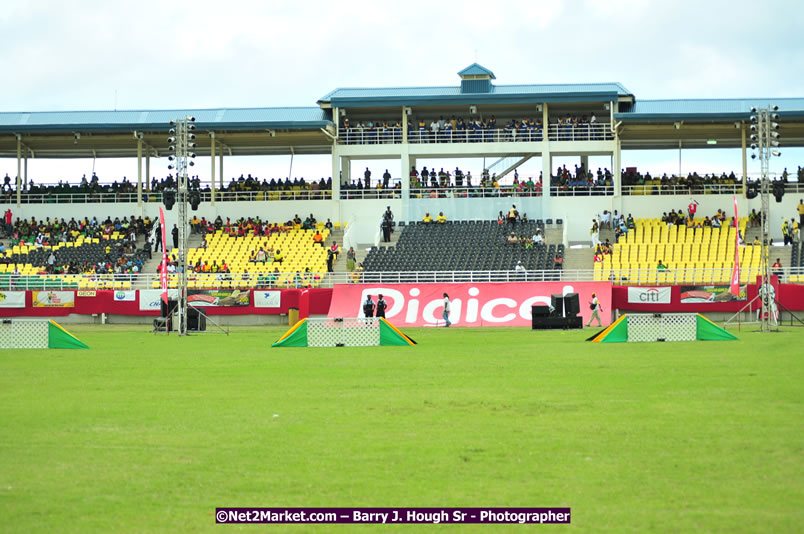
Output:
(329, 241), (339, 259)
(256, 248), (267, 263)
(532, 230), (543, 245)
(273, 249), (283, 264)
(324, 218), (333, 229)
(436, 212), (447, 223)
(712, 216), (721, 228)
(614, 226), (625, 243)
(657, 260), (668, 271)
(313, 230), (324, 247)
(507, 232), (518, 246)
(497, 211), (505, 225)
(422, 212), (433, 223)
(594, 252), (603, 263)
(553, 254), (563, 269)
(626, 214), (635, 229)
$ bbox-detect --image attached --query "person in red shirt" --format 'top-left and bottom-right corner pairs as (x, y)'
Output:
(688, 198), (699, 220)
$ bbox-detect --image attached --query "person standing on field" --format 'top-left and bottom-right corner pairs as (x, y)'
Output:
(586, 293), (602, 327)
(376, 294), (387, 318)
(363, 295), (375, 318)
(442, 293), (452, 327)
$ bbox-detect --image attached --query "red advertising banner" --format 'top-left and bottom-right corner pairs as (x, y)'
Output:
(328, 282), (613, 327)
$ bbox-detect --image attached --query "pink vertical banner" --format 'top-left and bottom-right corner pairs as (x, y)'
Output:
(159, 207), (168, 305)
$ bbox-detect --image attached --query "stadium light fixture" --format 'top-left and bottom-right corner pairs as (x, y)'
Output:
(707, 139), (717, 145)
(772, 150), (781, 157)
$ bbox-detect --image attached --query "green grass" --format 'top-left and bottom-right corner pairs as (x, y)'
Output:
(0, 324), (802, 533)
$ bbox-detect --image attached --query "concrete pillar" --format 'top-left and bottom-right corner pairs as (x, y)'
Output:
(16, 136), (21, 207)
(219, 150), (224, 190)
(401, 149), (411, 197)
(542, 151), (552, 198)
(145, 150), (151, 192)
(402, 107), (408, 143)
(137, 139), (143, 206)
(210, 134), (216, 206)
(542, 103), (549, 141)
(23, 150), (28, 190)
(741, 122), (747, 194)
(580, 155), (589, 176)
(613, 136), (622, 196)
(342, 157), (351, 187)
(331, 144), (340, 200)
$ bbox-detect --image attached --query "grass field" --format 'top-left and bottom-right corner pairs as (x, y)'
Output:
(0, 323), (802, 533)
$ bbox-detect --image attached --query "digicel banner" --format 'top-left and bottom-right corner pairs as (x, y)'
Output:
(328, 282), (612, 327)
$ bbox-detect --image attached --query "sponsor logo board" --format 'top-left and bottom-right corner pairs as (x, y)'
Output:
(328, 282), (612, 327)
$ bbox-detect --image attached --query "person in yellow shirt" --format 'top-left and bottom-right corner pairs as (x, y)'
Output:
(798, 199), (804, 239)
(436, 212), (447, 223)
(422, 212), (433, 223)
(273, 249), (284, 264)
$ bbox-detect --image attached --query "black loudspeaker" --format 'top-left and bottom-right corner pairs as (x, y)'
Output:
(160, 299), (178, 317)
(563, 293), (580, 317)
(531, 305), (550, 329)
(551, 294), (564, 317)
(746, 182), (759, 199)
(531, 316), (583, 330)
(158, 299), (177, 331)
(187, 307), (206, 331)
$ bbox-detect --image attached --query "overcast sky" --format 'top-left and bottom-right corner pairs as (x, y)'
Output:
(1, 0), (802, 183)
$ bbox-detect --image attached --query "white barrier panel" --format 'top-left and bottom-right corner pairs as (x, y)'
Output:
(307, 318), (380, 347)
(626, 314), (697, 342)
(0, 320), (49, 349)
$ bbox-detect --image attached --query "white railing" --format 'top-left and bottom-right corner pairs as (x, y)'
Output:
(550, 185), (614, 196)
(0, 189), (333, 204)
(337, 123), (613, 145)
(546, 123), (615, 141)
(0, 266), (801, 290)
(623, 184), (744, 196)
(339, 188), (402, 200)
(408, 187), (542, 198)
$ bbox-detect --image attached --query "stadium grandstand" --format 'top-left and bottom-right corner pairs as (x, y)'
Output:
(2, 63), (804, 292)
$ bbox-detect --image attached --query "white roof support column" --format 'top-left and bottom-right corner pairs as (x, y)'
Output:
(209, 132), (216, 206)
(401, 146), (412, 223)
(402, 107), (409, 144)
(219, 148), (224, 190)
(613, 133), (622, 197)
(145, 149), (151, 192)
(136, 138), (143, 206)
(342, 157), (351, 187)
(16, 134), (21, 207)
(331, 144), (340, 201)
(23, 149), (28, 190)
(541, 103), (551, 199)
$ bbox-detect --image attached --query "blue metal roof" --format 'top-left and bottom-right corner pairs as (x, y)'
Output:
(458, 63), (496, 79)
(616, 98), (804, 121)
(319, 82), (633, 108)
(0, 106), (333, 133)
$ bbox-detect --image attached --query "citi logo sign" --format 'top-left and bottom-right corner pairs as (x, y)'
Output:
(627, 286), (671, 304)
(640, 288), (662, 302)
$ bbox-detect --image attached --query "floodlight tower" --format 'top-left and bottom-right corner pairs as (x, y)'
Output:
(167, 117), (197, 336)
(748, 105), (781, 332)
